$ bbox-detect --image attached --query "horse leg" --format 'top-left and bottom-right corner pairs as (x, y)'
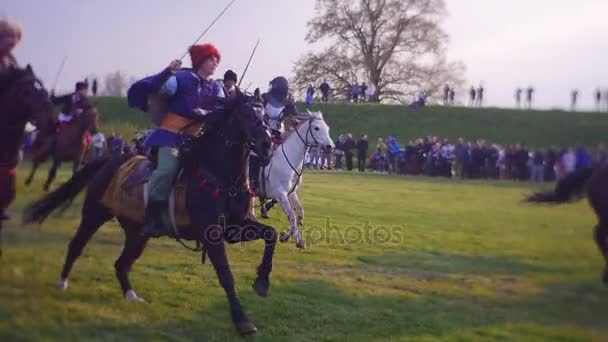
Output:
(199, 220), (257, 335)
(25, 159), (40, 186)
(276, 192), (304, 249)
(43, 159), (61, 191)
(226, 218), (277, 297)
(594, 223), (608, 284)
(59, 199), (113, 291)
(288, 191), (304, 226)
(115, 218), (149, 302)
(73, 158), (81, 175)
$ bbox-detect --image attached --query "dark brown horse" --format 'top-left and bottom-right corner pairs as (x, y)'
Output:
(24, 104), (98, 191)
(24, 95), (275, 335)
(0, 65), (52, 253)
(526, 166), (608, 285)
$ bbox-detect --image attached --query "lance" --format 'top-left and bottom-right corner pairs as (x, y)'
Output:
(51, 56), (68, 93)
(179, 0), (238, 60)
(237, 38), (260, 88)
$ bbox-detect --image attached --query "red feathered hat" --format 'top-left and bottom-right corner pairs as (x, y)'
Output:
(189, 43), (221, 70)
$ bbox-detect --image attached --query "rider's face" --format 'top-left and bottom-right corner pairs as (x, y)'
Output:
(198, 56), (218, 79)
(0, 33), (19, 55)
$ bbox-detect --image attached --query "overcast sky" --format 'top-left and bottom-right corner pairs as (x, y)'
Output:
(6, 0), (608, 110)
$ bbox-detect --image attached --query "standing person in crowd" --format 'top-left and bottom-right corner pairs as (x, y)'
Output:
(91, 129), (106, 158)
(544, 147), (557, 182)
(320, 144), (332, 170)
(476, 84), (484, 107)
(111, 133), (124, 156)
(343, 133), (355, 171)
(92, 79), (98, 96)
(453, 137), (466, 178)
(562, 147), (576, 176)
(526, 86), (534, 109)
(319, 80), (330, 103)
(575, 145), (592, 170)
(386, 136), (401, 174)
(515, 88), (522, 108)
(376, 138), (387, 172)
(530, 150), (544, 183)
(468, 86), (476, 106)
(595, 88), (602, 111)
(571, 89), (579, 111)
(356, 134), (369, 172)
(334, 134), (345, 170)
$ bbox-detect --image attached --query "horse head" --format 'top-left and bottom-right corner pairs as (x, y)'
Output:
(1, 64), (53, 132)
(221, 94), (273, 165)
(298, 110), (335, 151)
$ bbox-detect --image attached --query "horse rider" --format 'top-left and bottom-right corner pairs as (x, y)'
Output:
(221, 69), (240, 99)
(249, 76), (297, 195)
(0, 18), (22, 220)
(127, 43), (224, 238)
(51, 81), (90, 127)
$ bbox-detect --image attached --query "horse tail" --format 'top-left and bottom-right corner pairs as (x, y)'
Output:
(23, 157), (110, 224)
(526, 167), (594, 203)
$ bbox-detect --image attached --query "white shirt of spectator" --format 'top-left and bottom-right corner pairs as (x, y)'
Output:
(92, 132), (106, 149)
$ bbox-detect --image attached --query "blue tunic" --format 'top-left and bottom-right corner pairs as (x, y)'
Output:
(127, 68), (224, 148)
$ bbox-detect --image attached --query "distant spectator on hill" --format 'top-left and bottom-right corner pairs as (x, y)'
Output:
(305, 84), (315, 108)
(449, 88), (455, 105)
(476, 84), (484, 107)
(443, 84), (450, 105)
(526, 86), (534, 109)
(515, 88), (522, 108)
(595, 88), (602, 111)
(468, 86), (476, 106)
(351, 83), (360, 103)
(319, 81), (330, 103)
(571, 89), (579, 111)
(360, 83), (368, 102)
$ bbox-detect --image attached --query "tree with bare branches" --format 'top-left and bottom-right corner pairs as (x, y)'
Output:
(292, 0), (464, 103)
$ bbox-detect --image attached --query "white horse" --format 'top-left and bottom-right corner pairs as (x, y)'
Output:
(252, 110), (334, 248)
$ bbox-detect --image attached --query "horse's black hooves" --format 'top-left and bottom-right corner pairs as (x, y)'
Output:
(296, 240), (305, 249)
(279, 233), (290, 243)
(237, 321), (257, 335)
(252, 277), (269, 297)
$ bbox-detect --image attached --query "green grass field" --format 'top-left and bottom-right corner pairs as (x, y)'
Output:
(95, 97), (608, 149)
(1, 165), (606, 341)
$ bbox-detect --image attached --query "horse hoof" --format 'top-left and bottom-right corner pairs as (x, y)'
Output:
(279, 232), (290, 243)
(261, 213), (269, 219)
(236, 321), (257, 335)
(297, 217), (303, 225)
(296, 240), (305, 249)
(125, 289), (146, 303)
(252, 276), (269, 297)
(56, 278), (68, 291)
